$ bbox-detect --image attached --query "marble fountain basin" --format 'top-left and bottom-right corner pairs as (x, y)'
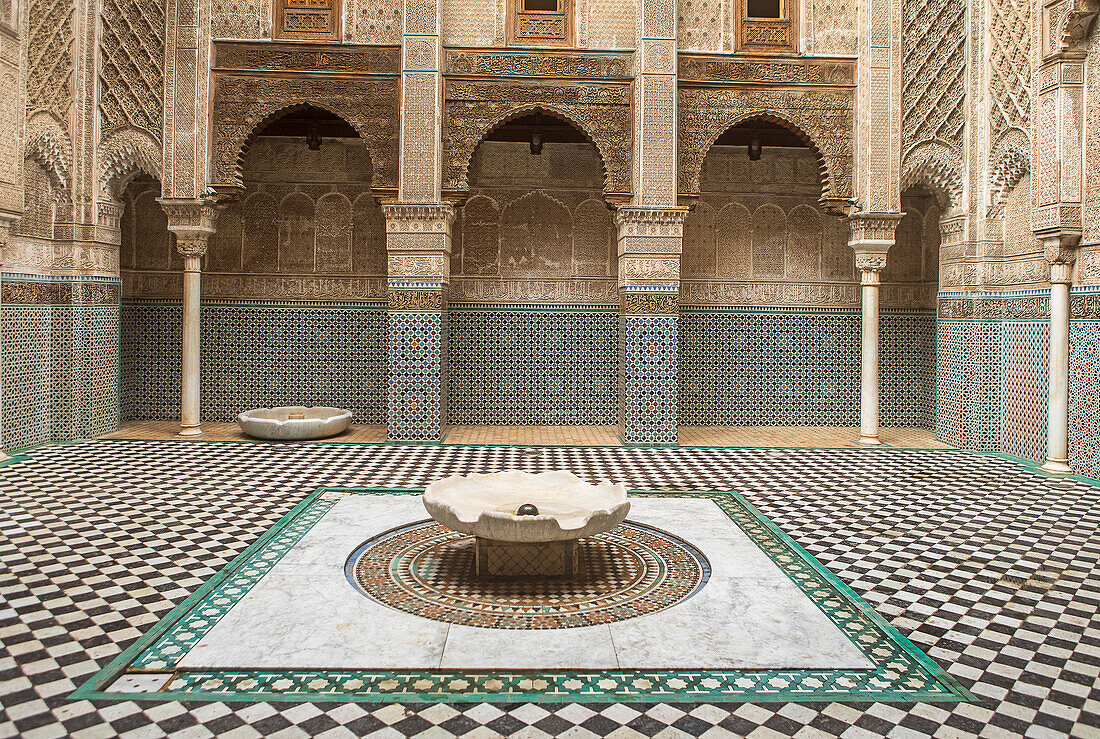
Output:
(237, 406), (352, 440)
(423, 470), (629, 542)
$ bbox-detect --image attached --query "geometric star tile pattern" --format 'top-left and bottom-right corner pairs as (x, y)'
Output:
(0, 440), (1097, 736)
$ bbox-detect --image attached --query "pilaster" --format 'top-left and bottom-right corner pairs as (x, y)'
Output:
(384, 203), (453, 442)
(385, 0), (448, 442)
(615, 206), (687, 446)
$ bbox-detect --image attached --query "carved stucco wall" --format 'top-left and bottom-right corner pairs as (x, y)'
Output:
(901, 0), (966, 164)
(123, 138), (388, 301)
(804, 0), (857, 55)
(100, 0), (165, 140)
(0, 21), (22, 216)
(450, 141), (617, 302)
(211, 0), (400, 42)
(438, 0), (636, 47)
(677, 0), (726, 51)
(26, 0), (73, 123)
(681, 148), (937, 308)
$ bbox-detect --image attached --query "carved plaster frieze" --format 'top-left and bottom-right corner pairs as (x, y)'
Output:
(443, 79), (633, 196)
(388, 253), (449, 280)
(2, 237), (120, 276)
(447, 277), (618, 303)
(121, 271), (390, 301)
(210, 75), (399, 192)
(680, 280), (860, 307)
(213, 42), (401, 75)
(939, 258), (1053, 288)
(678, 87), (854, 202)
(444, 50), (633, 78)
(620, 256), (680, 280)
(677, 55), (855, 86)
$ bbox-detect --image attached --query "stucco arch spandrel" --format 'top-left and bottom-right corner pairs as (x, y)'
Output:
(208, 76), (400, 193)
(98, 127), (163, 200)
(443, 82), (633, 198)
(901, 140), (964, 212)
(678, 87), (855, 203)
(24, 114), (73, 198)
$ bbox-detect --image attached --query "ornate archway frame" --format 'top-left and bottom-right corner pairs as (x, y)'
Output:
(677, 86), (855, 205)
(208, 75), (400, 194)
(442, 79), (633, 200)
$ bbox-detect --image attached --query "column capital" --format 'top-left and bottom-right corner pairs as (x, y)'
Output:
(1041, 231), (1082, 284)
(848, 212), (904, 245)
(159, 198), (218, 259)
(381, 203), (455, 232)
(613, 206), (690, 237)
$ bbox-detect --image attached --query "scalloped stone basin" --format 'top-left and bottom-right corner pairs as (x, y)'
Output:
(237, 406), (352, 440)
(422, 471), (630, 543)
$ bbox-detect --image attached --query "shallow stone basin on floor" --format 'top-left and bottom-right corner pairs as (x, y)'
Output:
(423, 470), (630, 542)
(237, 406), (353, 440)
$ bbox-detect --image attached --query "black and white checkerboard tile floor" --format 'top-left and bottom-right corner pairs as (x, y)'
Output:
(1, 439), (1097, 737)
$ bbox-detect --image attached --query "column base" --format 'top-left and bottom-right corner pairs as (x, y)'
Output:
(178, 426), (204, 437)
(1039, 458), (1073, 475)
(858, 434), (882, 446)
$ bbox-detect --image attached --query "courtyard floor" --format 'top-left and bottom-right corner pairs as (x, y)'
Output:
(102, 422), (950, 449)
(0, 438), (1097, 737)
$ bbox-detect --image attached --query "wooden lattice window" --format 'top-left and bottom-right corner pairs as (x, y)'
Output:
(274, 0), (341, 41)
(738, 0), (795, 52)
(507, 0), (572, 46)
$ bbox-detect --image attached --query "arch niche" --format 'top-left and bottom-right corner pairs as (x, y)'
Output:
(678, 116), (857, 428)
(119, 105), (390, 428)
(447, 111), (619, 428)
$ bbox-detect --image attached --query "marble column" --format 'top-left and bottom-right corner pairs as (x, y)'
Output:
(614, 207), (688, 445)
(849, 215), (901, 445)
(1040, 236), (1079, 474)
(160, 200), (218, 437)
(383, 204), (454, 442)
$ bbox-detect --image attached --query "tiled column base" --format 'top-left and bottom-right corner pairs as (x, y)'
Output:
(387, 289), (447, 442)
(618, 292), (679, 445)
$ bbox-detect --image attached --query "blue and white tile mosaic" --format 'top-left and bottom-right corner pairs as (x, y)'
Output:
(448, 307), (617, 426)
(121, 301), (387, 424)
(1000, 321), (1048, 461)
(936, 291), (1049, 461)
(619, 312), (678, 444)
(388, 309), (445, 440)
(679, 309), (935, 429)
(1, 276), (120, 453)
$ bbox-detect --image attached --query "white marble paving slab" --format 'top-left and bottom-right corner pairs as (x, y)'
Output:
(179, 494), (872, 671)
(440, 624), (618, 669)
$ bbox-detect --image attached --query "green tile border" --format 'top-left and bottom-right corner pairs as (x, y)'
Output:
(72, 486), (974, 705)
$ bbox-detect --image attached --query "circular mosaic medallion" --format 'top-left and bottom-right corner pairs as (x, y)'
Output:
(347, 520), (710, 629)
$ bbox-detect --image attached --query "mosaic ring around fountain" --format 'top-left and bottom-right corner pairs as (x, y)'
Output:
(346, 519), (711, 630)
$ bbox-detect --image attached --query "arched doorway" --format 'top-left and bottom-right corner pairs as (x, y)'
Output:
(448, 112), (618, 427)
(120, 106), (388, 425)
(679, 118), (855, 427)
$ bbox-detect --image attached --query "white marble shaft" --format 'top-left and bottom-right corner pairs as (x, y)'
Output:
(423, 470), (630, 542)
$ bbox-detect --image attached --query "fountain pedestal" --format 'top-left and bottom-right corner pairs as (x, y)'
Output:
(475, 538), (578, 578)
(423, 471), (629, 580)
